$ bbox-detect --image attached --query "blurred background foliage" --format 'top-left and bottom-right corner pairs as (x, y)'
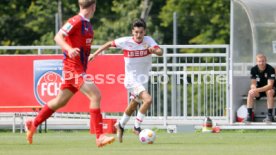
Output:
(0, 0), (230, 54)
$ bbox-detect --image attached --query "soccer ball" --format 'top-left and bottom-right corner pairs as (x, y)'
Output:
(139, 129), (156, 144)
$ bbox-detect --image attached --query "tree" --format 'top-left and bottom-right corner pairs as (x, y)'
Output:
(0, 0), (231, 54)
(93, 0), (164, 46)
(0, 0), (35, 46)
(159, 0), (230, 45)
(0, 0), (79, 53)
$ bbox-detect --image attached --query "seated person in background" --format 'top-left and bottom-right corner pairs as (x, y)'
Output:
(245, 53), (276, 123)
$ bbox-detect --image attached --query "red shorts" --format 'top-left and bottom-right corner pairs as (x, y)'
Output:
(60, 71), (85, 93)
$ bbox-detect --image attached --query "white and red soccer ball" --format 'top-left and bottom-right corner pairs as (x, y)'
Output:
(139, 129), (156, 144)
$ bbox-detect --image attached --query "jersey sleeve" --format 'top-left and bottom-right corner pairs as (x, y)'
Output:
(113, 37), (127, 49)
(268, 66), (276, 80)
(250, 67), (257, 79)
(60, 17), (80, 36)
(146, 36), (160, 49)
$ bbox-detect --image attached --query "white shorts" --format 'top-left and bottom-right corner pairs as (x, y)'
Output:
(127, 83), (148, 103)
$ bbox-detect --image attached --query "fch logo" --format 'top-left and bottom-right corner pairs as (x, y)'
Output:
(34, 60), (63, 106)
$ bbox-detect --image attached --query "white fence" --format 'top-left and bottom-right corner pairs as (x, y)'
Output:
(148, 45), (230, 125)
(0, 45), (230, 130)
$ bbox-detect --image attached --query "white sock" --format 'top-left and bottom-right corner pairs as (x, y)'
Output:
(119, 113), (130, 128)
(134, 111), (145, 128)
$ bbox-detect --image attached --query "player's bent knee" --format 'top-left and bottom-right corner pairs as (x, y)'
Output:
(144, 96), (152, 105)
(91, 94), (101, 103)
(266, 89), (274, 97)
(86, 89), (102, 102)
(247, 92), (256, 99)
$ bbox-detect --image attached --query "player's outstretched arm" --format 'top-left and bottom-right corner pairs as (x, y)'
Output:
(89, 41), (113, 61)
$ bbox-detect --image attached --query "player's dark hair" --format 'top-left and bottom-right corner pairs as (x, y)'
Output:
(132, 18), (146, 29)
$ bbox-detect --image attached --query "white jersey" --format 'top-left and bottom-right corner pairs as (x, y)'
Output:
(112, 36), (160, 89)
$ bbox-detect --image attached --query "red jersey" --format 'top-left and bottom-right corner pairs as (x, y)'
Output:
(60, 14), (94, 74)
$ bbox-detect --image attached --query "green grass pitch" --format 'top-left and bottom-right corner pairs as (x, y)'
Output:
(1, 130), (276, 155)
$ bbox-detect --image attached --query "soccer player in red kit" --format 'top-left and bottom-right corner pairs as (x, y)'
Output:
(25, 0), (115, 147)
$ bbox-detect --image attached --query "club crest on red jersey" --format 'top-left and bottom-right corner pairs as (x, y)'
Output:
(34, 60), (63, 106)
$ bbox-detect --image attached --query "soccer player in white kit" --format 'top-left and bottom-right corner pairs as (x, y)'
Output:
(89, 18), (163, 143)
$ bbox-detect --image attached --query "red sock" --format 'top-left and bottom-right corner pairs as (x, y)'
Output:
(90, 108), (103, 138)
(34, 104), (55, 127)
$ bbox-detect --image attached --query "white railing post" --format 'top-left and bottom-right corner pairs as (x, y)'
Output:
(163, 48), (168, 126)
(12, 113), (16, 133)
